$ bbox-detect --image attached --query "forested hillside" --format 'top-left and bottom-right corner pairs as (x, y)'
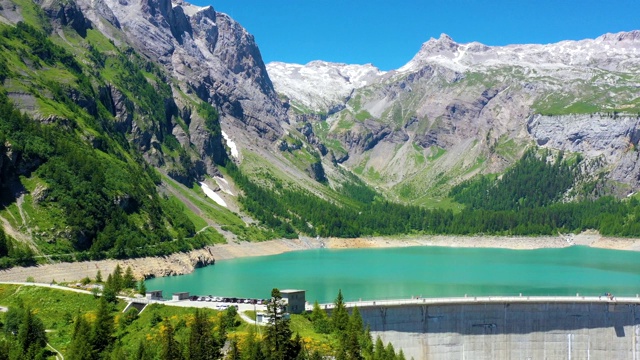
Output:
(0, 283), (406, 359)
(0, 13), (224, 266)
(2, 0), (640, 272)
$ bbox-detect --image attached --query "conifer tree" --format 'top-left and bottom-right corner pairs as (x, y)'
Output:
(160, 322), (183, 360)
(138, 279), (147, 296)
(16, 307), (47, 359)
(102, 274), (117, 303)
(122, 266), (135, 289)
(90, 298), (115, 355)
(310, 301), (331, 334)
(187, 309), (221, 360)
(341, 307), (364, 360)
(111, 264), (123, 292)
(67, 316), (93, 360)
(264, 288), (299, 359)
(332, 289), (349, 333)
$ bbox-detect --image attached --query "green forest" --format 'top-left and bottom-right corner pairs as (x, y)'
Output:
(227, 149), (640, 239)
(0, 279), (404, 360)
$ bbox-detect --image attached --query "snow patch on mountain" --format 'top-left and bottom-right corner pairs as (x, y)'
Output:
(267, 61), (385, 113)
(200, 182), (227, 207)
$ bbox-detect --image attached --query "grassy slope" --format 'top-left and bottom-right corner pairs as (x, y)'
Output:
(0, 284), (337, 357)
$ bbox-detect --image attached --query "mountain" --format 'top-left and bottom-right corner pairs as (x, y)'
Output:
(2, 0), (640, 266)
(0, 0), (306, 263)
(268, 32), (640, 202)
(266, 61), (384, 114)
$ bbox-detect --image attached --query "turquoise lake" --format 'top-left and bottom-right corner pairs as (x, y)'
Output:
(144, 246), (640, 303)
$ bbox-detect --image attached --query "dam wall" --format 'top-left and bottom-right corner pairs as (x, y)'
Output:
(353, 297), (640, 360)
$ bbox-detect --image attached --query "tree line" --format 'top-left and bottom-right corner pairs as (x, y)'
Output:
(0, 284), (405, 359)
(226, 150), (640, 238)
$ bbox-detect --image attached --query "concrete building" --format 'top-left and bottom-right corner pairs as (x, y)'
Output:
(145, 290), (163, 300)
(281, 289), (305, 314)
(172, 292), (190, 301)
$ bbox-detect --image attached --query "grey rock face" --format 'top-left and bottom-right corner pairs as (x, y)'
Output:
(528, 114), (640, 189)
(41, 0), (93, 35)
(68, 0), (289, 182)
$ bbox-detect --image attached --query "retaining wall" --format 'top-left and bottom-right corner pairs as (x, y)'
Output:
(357, 300), (640, 359)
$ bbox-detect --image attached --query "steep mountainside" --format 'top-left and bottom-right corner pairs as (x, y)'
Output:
(3, 0), (640, 267)
(0, 0), (317, 263)
(268, 33), (640, 202)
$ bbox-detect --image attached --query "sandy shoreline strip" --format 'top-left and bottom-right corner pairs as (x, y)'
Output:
(0, 233), (639, 284)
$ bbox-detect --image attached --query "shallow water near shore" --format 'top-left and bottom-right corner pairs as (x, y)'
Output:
(145, 245), (640, 303)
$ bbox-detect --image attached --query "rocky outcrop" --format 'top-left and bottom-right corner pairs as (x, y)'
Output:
(528, 113), (640, 190)
(41, 0), (92, 36)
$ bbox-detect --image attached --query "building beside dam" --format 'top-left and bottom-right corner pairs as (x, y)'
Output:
(343, 296), (640, 360)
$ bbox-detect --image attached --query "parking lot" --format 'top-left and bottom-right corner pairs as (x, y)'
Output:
(164, 295), (269, 312)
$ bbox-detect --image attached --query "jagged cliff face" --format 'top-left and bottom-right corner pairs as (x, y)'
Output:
(78, 0), (287, 145)
(268, 32), (640, 199)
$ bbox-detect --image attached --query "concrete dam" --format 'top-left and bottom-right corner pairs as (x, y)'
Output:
(343, 296), (640, 360)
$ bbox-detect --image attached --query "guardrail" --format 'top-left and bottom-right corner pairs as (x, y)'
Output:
(314, 294), (640, 310)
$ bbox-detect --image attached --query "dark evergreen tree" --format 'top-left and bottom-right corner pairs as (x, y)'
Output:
(186, 309), (221, 360)
(15, 307), (47, 359)
(67, 316), (94, 360)
(160, 322), (183, 360)
(332, 290), (349, 333)
(264, 288), (298, 360)
(138, 279), (147, 296)
(90, 298), (115, 356)
(310, 301), (331, 334)
(122, 266), (135, 289)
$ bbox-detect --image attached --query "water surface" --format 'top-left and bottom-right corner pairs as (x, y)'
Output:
(145, 246), (640, 303)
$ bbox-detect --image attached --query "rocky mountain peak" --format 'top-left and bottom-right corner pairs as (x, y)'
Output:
(397, 30), (640, 74)
(82, 0), (286, 142)
(596, 30), (640, 43)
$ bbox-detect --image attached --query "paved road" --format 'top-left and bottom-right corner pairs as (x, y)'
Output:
(314, 294), (640, 310)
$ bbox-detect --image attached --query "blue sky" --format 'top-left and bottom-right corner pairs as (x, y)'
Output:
(194, 1), (640, 71)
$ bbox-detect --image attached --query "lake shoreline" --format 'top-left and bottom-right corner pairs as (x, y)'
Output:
(1, 232), (639, 283)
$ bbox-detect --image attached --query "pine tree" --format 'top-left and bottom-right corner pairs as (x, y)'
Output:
(160, 322), (183, 360)
(90, 298), (115, 355)
(67, 316), (93, 360)
(310, 301), (331, 334)
(16, 307), (47, 358)
(332, 289), (349, 333)
(122, 266), (135, 289)
(102, 274), (117, 303)
(373, 337), (385, 360)
(0, 227), (8, 257)
(187, 309), (221, 360)
(138, 279), (147, 296)
(264, 288), (298, 360)
(95, 270), (103, 283)
(341, 307), (364, 360)
(111, 264), (123, 292)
